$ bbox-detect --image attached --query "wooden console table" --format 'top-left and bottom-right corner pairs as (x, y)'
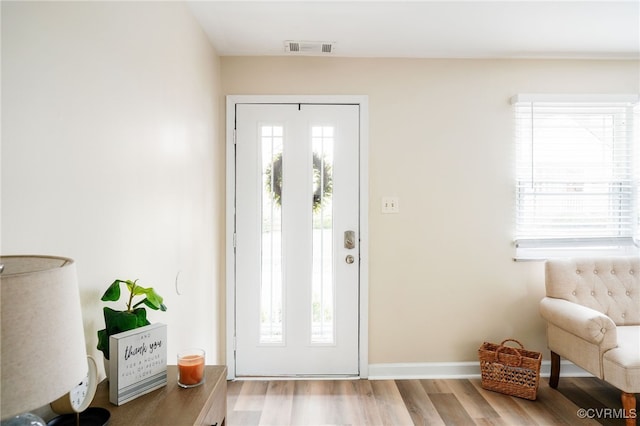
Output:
(90, 365), (227, 426)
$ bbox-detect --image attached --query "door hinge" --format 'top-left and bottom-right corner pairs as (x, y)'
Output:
(233, 232), (237, 248)
(233, 129), (237, 145)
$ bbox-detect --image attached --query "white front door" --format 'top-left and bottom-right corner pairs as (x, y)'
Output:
(234, 103), (360, 376)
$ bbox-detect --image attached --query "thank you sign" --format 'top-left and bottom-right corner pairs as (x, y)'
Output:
(109, 323), (167, 405)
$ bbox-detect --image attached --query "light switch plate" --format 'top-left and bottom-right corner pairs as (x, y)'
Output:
(381, 197), (399, 214)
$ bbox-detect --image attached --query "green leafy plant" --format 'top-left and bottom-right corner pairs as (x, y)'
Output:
(96, 279), (167, 360)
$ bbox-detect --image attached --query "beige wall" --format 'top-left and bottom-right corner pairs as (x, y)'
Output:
(1, 1), (224, 375)
(221, 57), (639, 364)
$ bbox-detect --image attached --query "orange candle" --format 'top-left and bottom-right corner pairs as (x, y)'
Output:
(178, 349), (205, 387)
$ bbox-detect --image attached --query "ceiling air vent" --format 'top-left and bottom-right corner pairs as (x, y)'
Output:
(285, 41), (335, 55)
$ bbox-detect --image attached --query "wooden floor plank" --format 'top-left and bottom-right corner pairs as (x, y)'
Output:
(228, 409), (262, 426)
(470, 378), (539, 425)
(526, 379), (599, 426)
(472, 418), (508, 426)
(226, 380), (263, 426)
(420, 378), (453, 394)
(512, 391), (574, 425)
(429, 392), (477, 426)
(259, 380), (295, 426)
(233, 380), (269, 412)
(352, 379), (386, 425)
(370, 379), (415, 425)
(395, 379), (445, 426)
(333, 380), (376, 425)
(289, 380), (329, 425)
(445, 379), (500, 423)
(227, 379), (243, 406)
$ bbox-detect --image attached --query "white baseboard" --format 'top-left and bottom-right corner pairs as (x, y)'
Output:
(367, 361), (593, 380)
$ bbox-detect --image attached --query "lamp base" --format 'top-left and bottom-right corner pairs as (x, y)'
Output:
(1, 413), (46, 426)
(46, 409), (109, 426)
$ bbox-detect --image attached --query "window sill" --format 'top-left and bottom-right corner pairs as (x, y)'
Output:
(514, 244), (640, 261)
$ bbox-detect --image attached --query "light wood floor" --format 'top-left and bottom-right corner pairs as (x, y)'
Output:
(227, 376), (637, 425)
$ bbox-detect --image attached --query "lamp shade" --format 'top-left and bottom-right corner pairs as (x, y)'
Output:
(1, 255), (88, 419)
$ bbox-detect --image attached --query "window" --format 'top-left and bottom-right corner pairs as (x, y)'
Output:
(513, 94), (640, 260)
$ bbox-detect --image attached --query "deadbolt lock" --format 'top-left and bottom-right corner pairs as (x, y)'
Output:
(344, 230), (356, 250)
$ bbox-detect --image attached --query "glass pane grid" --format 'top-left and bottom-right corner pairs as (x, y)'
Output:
(260, 125), (284, 344)
(311, 126), (335, 344)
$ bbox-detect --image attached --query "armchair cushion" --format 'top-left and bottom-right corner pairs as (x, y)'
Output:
(603, 326), (640, 393)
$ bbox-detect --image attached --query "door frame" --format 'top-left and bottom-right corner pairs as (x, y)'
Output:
(225, 95), (369, 379)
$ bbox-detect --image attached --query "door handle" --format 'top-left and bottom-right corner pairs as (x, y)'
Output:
(344, 230), (356, 250)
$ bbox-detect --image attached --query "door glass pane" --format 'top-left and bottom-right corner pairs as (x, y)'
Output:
(261, 125), (283, 344)
(311, 126), (334, 344)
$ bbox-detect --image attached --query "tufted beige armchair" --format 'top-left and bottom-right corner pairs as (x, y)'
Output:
(539, 257), (639, 426)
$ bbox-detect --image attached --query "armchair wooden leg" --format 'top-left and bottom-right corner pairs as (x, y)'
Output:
(622, 392), (637, 426)
(549, 351), (560, 389)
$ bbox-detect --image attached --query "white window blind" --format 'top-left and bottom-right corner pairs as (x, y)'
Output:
(513, 94), (640, 260)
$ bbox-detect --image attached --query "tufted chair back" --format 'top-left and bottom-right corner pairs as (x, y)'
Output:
(545, 256), (640, 326)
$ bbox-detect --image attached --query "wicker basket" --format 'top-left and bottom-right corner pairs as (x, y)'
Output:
(478, 338), (542, 400)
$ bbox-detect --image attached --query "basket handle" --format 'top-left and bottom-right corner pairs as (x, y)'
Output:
(495, 339), (523, 367)
(500, 339), (525, 349)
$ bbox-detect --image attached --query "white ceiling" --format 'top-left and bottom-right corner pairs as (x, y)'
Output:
(186, 1), (640, 59)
